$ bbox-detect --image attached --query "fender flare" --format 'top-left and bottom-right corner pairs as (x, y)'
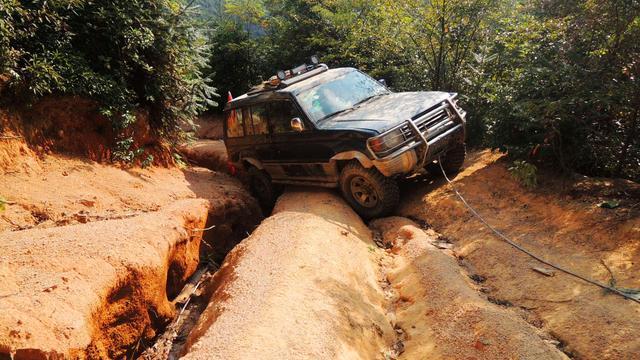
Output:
(330, 151), (375, 169)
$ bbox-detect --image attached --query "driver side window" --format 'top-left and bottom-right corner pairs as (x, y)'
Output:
(268, 100), (302, 134)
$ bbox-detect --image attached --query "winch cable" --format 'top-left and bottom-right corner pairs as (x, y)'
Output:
(438, 159), (640, 304)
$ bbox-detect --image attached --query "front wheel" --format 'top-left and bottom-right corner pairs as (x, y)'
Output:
(339, 162), (399, 219)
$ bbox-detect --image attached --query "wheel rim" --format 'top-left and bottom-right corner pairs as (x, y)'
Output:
(350, 176), (379, 208)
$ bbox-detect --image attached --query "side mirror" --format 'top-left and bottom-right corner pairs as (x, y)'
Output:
(378, 79), (387, 87)
(290, 117), (305, 132)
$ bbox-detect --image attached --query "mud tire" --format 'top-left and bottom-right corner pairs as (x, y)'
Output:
(247, 167), (277, 214)
(426, 143), (466, 178)
(339, 162), (399, 219)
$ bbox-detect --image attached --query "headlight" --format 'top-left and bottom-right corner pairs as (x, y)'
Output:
(368, 128), (405, 154)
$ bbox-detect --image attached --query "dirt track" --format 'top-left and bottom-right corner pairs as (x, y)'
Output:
(180, 189), (566, 359)
(2, 138), (638, 359)
(1, 200), (208, 358)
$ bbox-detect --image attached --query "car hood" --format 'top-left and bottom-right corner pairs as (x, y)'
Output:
(316, 91), (452, 133)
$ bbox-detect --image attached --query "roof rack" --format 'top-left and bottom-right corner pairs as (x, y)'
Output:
(281, 64), (328, 87)
(245, 56), (329, 96)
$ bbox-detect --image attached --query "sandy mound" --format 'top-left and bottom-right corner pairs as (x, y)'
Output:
(399, 149), (640, 358)
(371, 217), (567, 360)
(181, 189), (567, 359)
(0, 154), (260, 238)
(181, 189), (397, 359)
(0, 200), (209, 359)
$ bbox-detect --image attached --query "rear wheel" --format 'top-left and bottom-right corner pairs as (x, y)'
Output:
(426, 143), (466, 178)
(247, 167), (278, 214)
(339, 162), (399, 219)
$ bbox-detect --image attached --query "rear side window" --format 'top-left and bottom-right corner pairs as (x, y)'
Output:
(226, 108), (245, 138)
(249, 105), (269, 135)
(269, 101), (302, 134)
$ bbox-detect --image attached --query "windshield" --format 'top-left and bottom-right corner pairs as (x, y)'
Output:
(295, 70), (389, 122)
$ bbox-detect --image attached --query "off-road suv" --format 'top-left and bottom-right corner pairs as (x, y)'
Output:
(224, 59), (467, 218)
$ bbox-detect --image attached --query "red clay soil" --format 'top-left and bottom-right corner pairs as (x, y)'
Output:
(399, 150), (640, 359)
(191, 115), (223, 140)
(181, 189), (567, 360)
(0, 200), (208, 359)
(371, 217), (566, 360)
(1, 97), (175, 166)
(0, 133), (262, 358)
(0, 148), (259, 236)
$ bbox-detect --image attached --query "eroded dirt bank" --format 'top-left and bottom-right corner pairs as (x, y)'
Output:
(181, 189), (566, 359)
(0, 200), (208, 359)
(0, 139), (262, 358)
(399, 150), (640, 359)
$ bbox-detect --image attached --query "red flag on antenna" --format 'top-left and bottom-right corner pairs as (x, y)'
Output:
(227, 91), (233, 102)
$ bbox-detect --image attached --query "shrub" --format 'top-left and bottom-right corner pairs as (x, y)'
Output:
(0, 0), (217, 161)
(508, 160), (538, 189)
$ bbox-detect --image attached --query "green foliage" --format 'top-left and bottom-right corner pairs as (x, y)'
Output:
(206, 18), (271, 109)
(470, 0), (640, 181)
(508, 160), (538, 189)
(4, 0), (637, 180)
(207, 0), (640, 182)
(0, 0), (217, 161)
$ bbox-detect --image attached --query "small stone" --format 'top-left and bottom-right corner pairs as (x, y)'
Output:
(532, 267), (555, 277)
(43, 285), (58, 292)
(79, 199), (96, 207)
(74, 212), (89, 224)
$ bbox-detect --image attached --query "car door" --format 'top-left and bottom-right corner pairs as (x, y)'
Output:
(267, 99), (338, 183)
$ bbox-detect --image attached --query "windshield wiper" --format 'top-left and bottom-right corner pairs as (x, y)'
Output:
(317, 92), (389, 122)
(353, 92), (389, 107)
(318, 107), (353, 122)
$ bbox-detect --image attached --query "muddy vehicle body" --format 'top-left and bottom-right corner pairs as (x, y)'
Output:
(224, 61), (467, 218)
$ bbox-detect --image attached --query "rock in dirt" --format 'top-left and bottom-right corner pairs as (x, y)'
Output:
(0, 199), (209, 359)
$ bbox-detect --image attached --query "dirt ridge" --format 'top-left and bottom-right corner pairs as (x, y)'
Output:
(0, 199), (209, 359)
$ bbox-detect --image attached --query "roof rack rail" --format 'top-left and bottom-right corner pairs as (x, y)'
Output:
(281, 64), (329, 87)
(243, 56), (328, 97)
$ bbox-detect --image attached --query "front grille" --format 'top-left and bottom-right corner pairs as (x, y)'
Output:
(400, 102), (456, 143)
(372, 100), (463, 159)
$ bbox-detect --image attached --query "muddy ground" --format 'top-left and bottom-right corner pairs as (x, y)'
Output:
(181, 190), (566, 359)
(177, 147), (638, 360)
(398, 150), (640, 359)
(2, 133), (638, 359)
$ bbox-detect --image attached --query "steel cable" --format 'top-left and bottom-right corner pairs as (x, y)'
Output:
(438, 159), (640, 304)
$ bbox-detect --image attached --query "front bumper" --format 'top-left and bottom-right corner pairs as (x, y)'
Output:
(369, 97), (466, 176)
(372, 149), (419, 177)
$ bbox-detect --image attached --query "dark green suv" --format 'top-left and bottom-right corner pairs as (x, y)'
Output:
(224, 61), (467, 218)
